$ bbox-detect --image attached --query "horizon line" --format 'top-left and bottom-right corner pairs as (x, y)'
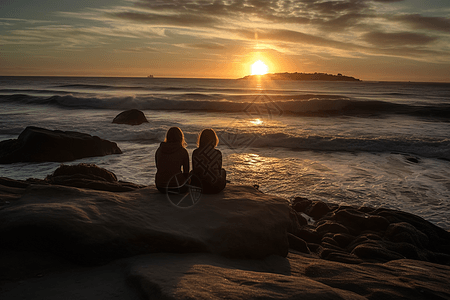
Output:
(0, 74), (449, 84)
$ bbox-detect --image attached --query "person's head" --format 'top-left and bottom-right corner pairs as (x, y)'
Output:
(197, 128), (219, 148)
(164, 127), (187, 148)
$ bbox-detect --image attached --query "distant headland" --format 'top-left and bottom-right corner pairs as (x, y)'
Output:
(240, 72), (361, 81)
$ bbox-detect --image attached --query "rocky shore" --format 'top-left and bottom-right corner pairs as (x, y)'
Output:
(1, 164), (450, 299)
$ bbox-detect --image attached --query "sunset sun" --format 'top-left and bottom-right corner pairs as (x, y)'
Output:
(251, 60), (268, 75)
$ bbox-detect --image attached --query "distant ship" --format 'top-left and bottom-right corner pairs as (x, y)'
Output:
(147, 75), (154, 78)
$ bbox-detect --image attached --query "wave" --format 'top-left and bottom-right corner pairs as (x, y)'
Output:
(0, 89), (75, 95)
(110, 128), (449, 161)
(215, 132), (450, 161)
(1, 93), (450, 120)
(53, 83), (296, 94)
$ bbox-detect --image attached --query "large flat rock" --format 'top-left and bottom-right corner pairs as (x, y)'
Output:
(0, 179), (291, 267)
(1, 252), (450, 299)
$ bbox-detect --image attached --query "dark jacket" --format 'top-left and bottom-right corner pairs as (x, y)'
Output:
(192, 145), (226, 193)
(155, 142), (189, 188)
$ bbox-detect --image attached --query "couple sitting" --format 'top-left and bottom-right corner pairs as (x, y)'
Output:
(155, 127), (227, 194)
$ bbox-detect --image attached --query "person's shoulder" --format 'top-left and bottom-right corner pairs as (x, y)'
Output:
(180, 147), (189, 155)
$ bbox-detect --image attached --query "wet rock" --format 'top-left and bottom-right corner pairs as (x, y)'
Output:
(287, 233), (310, 254)
(45, 163), (143, 192)
(50, 163), (118, 182)
(317, 221), (349, 235)
(334, 209), (367, 234)
(385, 222), (429, 248)
(308, 201), (331, 219)
(112, 109), (148, 125)
(291, 197), (311, 213)
(290, 196), (450, 265)
(0, 126), (122, 164)
(365, 215), (390, 232)
(288, 209), (308, 233)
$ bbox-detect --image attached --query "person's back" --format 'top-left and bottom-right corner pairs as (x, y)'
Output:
(155, 127), (189, 192)
(191, 129), (226, 194)
(155, 142), (189, 187)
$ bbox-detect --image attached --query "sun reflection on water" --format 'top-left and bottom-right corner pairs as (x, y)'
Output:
(249, 118), (263, 125)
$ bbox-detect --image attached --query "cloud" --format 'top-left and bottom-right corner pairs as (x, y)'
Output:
(182, 43), (227, 50)
(1, 0), (449, 69)
(371, 0), (404, 2)
(109, 11), (218, 27)
(364, 31), (438, 47)
(235, 28), (357, 51)
(0, 17), (53, 25)
(391, 14), (450, 33)
(115, 46), (160, 53)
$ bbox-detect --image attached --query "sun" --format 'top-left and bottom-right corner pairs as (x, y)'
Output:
(251, 60), (268, 75)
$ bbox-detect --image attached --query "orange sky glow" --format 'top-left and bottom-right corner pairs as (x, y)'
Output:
(1, 0), (450, 82)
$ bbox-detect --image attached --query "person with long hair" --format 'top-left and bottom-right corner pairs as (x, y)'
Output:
(191, 128), (226, 194)
(155, 127), (189, 193)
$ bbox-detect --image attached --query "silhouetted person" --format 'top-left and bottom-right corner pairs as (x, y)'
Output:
(155, 127), (189, 193)
(191, 128), (226, 194)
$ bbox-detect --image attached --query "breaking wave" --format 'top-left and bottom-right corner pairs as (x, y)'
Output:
(1, 93), (449, 120)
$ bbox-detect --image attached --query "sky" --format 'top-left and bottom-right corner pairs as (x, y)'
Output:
(1, 0), (450, 81)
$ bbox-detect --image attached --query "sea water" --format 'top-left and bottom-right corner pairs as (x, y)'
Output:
(1, 76), (449, 229)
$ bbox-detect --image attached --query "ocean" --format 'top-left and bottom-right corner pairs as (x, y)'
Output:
(1, 76), (449, 229)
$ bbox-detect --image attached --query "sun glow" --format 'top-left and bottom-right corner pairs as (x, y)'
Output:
(250, 118), (263, 125)
(251, 60), (268, 75)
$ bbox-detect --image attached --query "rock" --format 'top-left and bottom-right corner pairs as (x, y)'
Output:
(44, 163), (143, 192)
(0, 178), (291, 266)
(291, 197), (312, 213)
(296, 228), (322, 244)
(287, 233), (310, 254)
(289, 196), (450, 265)
(309, 201), (331, 219)
(316, 221), (349, 235)
(0, 126), (122, 164)
(351, 241), (405, 262)
(332, 233), (356, 248)
(375, 208), (450, 253)
(49, 163), (118, 182)
(365, 215), (390, 231)
(385, 222), (429, 248)
(325, 252), (364, 265)
(405, 155), (420, 163)
(288, 209), (308, 235)
(6, 251), (450, 300)
(112, 109), (148, 125)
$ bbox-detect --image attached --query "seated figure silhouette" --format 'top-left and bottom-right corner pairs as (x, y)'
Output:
(191, 128), (227, 194)
(155, 127), (190, 193)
